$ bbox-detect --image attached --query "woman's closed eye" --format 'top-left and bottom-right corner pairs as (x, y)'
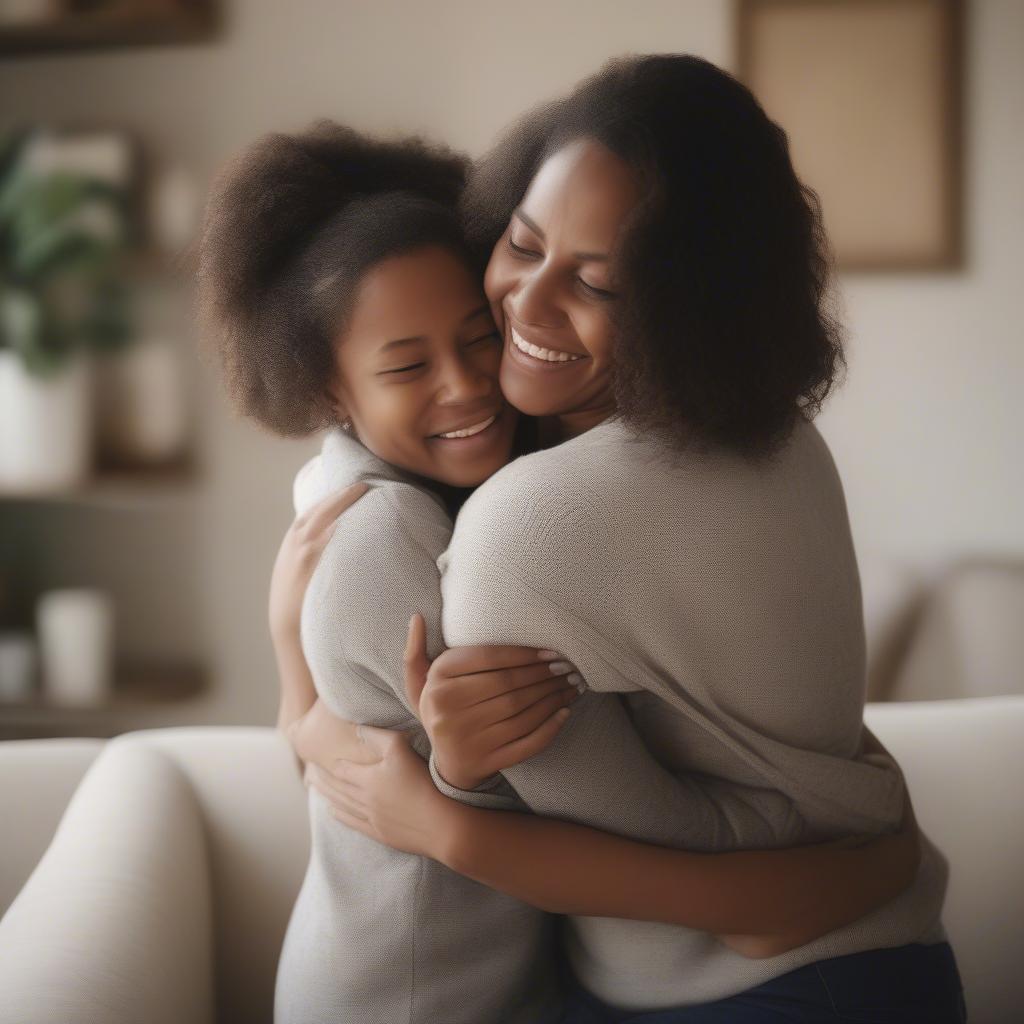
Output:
(578, 279), (615, 300)
(508, 235), (540, 259)
(508, 235), (615, 300)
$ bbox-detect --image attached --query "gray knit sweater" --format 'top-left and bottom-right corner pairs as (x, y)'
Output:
(275, 430), (559, 1024)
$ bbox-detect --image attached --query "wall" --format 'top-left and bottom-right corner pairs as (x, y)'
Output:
(1, 0), (1019, 725)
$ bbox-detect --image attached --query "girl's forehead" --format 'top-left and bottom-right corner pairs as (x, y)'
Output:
(339, 251), (489, 357)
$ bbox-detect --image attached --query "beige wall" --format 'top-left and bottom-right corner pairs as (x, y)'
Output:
(1, 0), (1019, 725)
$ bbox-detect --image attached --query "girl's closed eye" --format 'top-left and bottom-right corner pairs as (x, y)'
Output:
(466, 331), (501, 347)
(380, 332), (498, 377)
(379, 362), (426, 376)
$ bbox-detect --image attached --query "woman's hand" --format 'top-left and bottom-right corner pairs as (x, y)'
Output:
(402, 613), (584, 791)
(306, 725), (462, 861)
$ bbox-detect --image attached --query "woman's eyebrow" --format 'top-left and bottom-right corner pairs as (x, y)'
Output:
(512, 207), (608, 262)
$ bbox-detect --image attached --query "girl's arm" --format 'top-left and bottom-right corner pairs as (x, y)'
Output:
(287, 616), (918, 956)
(443, 791), (918, 957)
(315, 723), (920, 959)
(269, 482), (369, 774)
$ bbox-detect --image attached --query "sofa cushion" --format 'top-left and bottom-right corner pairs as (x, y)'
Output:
(0, 737), (214, 1024)
(0, 737), (103, 917)
(866, 695), (1024, 1024)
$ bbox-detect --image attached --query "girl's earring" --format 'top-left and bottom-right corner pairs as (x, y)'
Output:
(341, 418), (352, 433)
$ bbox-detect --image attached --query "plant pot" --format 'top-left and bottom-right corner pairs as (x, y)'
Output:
(0, 349), (93, 493)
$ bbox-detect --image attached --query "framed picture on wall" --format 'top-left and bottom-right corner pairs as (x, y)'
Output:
(736, 0), (963, 270)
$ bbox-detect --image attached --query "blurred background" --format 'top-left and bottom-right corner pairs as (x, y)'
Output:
(0, 0), (1020, 739)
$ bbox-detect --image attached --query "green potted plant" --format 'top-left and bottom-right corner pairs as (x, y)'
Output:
(0, 128), (130, 492)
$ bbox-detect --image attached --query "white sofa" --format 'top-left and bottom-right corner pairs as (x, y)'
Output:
(1, 697), (1022, 1024)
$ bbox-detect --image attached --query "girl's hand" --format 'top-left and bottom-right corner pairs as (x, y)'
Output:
(268, 481), (369, 648)
(289, 698), (382, 781)
(306, 724), (460, 860)
(402, 613), (584, 791)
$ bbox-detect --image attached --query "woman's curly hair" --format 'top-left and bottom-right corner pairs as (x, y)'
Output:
(198, 120), (474, 436)
(461, 54), (846, 457)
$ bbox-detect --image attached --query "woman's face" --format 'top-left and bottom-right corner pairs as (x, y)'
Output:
(484, 138), (641, 435)
(328, 245), (518, 488)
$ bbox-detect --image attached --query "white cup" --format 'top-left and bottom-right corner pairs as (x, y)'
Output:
(0, 631), (37, 702)
(37, 589), (115, 707)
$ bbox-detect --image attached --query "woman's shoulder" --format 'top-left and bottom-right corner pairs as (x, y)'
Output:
(452, 412), (843, 551)
(450, 419), (641, 567)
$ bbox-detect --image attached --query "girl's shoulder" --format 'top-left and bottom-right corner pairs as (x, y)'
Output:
(293, 427), (448, 519)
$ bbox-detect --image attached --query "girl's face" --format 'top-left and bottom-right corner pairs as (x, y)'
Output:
(328, 246), (517, 488)
(484, 138), (640, 437)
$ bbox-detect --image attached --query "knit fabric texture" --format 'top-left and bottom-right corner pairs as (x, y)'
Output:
(276, 429), (561, 1024)
(281, 416), (948, 1017)
(435, 414), (948, 1010)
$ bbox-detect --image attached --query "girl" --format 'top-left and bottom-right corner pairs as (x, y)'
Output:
(272, 55), (965, 1024)
(202, 120), (923, 1024)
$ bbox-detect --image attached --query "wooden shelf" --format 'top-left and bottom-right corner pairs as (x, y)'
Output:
(0, 4), (220, 59)
(0, 459), (198, 507)
(0, 661), (207, 739)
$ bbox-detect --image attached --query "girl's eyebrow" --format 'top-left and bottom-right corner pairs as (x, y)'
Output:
(462, 304), (492, 323)
(512, 207), (609, 262)
(379, 335), (425, 353)
(379, 305), (491, 353)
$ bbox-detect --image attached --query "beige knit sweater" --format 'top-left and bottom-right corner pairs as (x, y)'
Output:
(434, 413), (948, 1009)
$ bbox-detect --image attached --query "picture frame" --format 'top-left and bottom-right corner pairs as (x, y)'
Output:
(736, 0), (964, 271)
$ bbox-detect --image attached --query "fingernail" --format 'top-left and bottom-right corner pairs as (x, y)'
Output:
(555, 708), (571, 721)
(549, 661), (573, 676)
(568, 673), (585, 693)
(537, 650), (560, 661)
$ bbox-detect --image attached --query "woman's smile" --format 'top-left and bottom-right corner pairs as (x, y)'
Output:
(504, 311), (589, 373)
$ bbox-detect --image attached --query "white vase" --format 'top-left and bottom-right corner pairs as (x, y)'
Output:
(94, 338), (188, 466)
(0, 350), (93, 493)
(37, 589), (114, 708)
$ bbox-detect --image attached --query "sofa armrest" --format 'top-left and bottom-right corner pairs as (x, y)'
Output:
(0, 737), (214, 1024)
(0, 737), (105, 917)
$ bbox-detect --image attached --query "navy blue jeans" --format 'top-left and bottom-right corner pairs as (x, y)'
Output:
(559, 942), (966, 1023)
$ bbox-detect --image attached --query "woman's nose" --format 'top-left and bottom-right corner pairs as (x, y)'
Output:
(512, 266), (563, 329)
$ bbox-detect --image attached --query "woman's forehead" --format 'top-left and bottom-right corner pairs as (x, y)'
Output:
(520, 138), (640, 249)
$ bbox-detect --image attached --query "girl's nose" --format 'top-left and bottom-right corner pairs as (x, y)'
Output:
(437, 353), (492, 405)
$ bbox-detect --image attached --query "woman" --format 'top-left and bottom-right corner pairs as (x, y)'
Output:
(278, 55), (964, 1021)
(204, 120), (913, 1024)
